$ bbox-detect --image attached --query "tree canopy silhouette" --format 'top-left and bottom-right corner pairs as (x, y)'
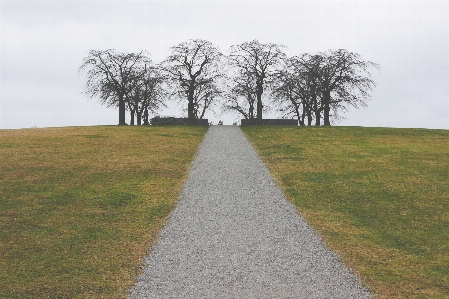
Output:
(272, 50), (380, 125)
(222, 68), (258, 120)
(161, 39), (224, 124)
(80, 44), (379, 126)
(79, 50), (150, 125)
(126, 65), (167, 125)
(229, 40), (286, 123)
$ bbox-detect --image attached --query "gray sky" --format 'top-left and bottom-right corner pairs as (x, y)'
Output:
(1, 0), (448, 129)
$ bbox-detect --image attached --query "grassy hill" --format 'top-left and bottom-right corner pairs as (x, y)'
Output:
(242, 126), (449, 298)
(0, 126), (208, 298)
(2, 125), (448, 298)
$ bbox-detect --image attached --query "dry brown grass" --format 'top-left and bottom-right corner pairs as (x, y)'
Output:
(0, 125), (208, 298)
(242, 126), (449, 298)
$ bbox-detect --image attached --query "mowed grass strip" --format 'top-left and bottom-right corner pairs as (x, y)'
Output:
(0, 126), (208, 298)
(242, 126), (449, 298)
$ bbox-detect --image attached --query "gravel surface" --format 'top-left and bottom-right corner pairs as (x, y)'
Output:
(129, 126), (372, 298)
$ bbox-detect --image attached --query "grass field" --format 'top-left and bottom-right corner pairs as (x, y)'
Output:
(0, 125), (208, 298)
(242, 126), (449, 298)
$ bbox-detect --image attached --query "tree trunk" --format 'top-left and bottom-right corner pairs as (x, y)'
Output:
(249, 103), (254, 119)
(256, 95), (263, 123)
(323, 90), (331, 126)
(119, 94), (126, 125)
(300, 103), (306, 126)
(187, 82), (196, 124)
(294, 101), (304, 126)
(307, 113), (313, 126)
(188, 101), (195, 124)
(200, 104), (206, 119)
(308, 103), (315, 126)
(137, 112), (141, 125)
(130, 109), (135, 125)
(256, 80), (263, 124)
(315, 110), (321, 126)
(143, 108), (149, 125)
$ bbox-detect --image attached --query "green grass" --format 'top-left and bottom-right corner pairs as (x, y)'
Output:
(0, 126), (208, 298)
(241, 126), (449, 298)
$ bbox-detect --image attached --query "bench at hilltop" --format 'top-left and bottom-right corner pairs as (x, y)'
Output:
(241, 119), (298, 126)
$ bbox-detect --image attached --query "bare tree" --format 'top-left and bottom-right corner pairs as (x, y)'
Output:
(222, 68), (258, 120)
(292, 54), (324, 126)
(272, 59), (307, 125)
(79, 50), (150, 125)
(272, 55), (320, 125)
(229, 40), (286, 123)
(126, 65), (167, 125)
(314, 49), (380, 126)
(192, 81), (222, 119)
(161, 39), (224, 124)
(140, 66), (167, 125)
(126, 76), (141, 125)
(272, 51), (379, 126)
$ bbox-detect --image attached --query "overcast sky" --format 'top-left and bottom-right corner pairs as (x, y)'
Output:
(1, 0), (448, 129)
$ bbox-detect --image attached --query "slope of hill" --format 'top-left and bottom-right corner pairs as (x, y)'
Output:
(0, 126), (208, 298)
(242, 126), (449, 298)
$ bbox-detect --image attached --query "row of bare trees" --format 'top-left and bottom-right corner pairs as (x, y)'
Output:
(271, 51), (379, 126)
(79, 39), (379, 125)
(78, 50), (165, 125)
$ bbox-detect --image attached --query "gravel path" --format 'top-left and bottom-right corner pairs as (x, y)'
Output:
(129, 126), (371, 298)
